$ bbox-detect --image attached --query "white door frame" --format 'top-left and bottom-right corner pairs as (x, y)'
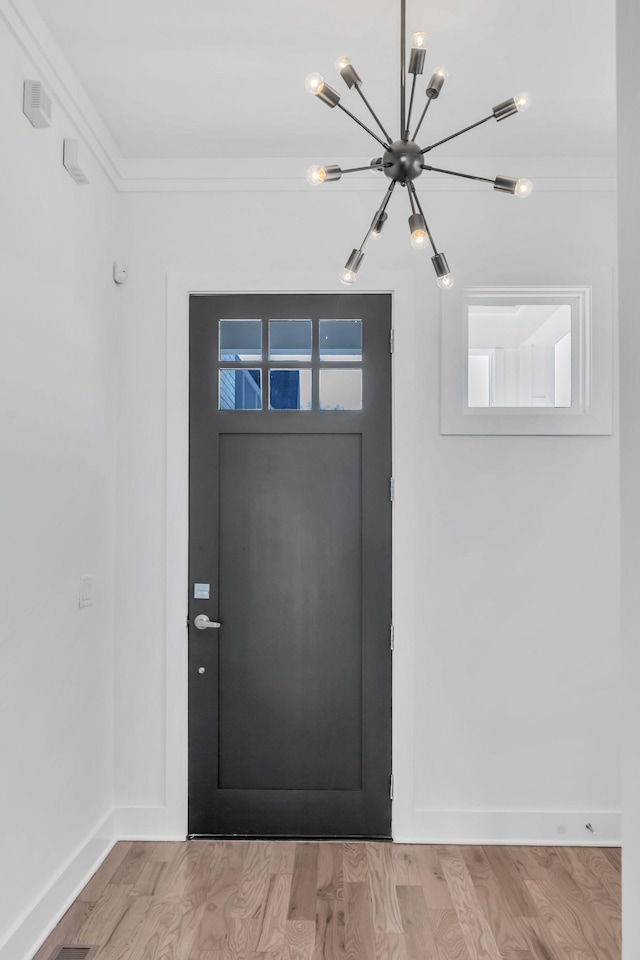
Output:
(149, 268), (418, 838)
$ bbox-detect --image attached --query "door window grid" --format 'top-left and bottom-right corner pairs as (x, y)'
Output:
(217, 319), (364, 411)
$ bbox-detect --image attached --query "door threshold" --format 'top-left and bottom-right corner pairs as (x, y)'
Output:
(187, 834), (393, 842)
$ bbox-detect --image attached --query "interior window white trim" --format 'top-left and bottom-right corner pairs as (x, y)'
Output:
(441, 281), (614, 435)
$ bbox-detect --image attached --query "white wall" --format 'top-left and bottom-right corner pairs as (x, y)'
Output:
(0, 19), (120, 959)
(617, 0), (640, 955)
(114, 182), (620, 843)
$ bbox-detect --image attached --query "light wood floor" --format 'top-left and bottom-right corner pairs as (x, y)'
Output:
(33, 841), (621, 960)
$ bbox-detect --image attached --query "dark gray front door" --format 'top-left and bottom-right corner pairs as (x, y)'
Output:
(188, 293), (392, 838)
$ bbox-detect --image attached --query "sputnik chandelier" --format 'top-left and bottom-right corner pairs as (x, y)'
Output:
(305, 0), (532, 289)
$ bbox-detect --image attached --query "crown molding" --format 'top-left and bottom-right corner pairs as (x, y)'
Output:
(116, 155), (616, 192)
(1, 0), (618, 195)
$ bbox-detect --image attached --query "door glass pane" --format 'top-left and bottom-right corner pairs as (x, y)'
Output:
(269, 320), (312, 361)
(219, 320), (262, 361)
(269, 370), (312, 410)
(319, 369), (362, 410)
(219, 369), (262, 409)
(319, 320), (362, 361)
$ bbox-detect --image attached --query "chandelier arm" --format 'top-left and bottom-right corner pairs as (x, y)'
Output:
(421, 114), (494, 154)
(421, 164), (496, 185)
(408, 187), (417, 215)
(400, 0), (406, 138)
(411, 97), (431, 142)
(339, 164), (386, 175)
(404, 73), (418, 140)
(407, 182), (438, 255)
(354, 86), (393, 144)
(358, 181), (397, 251)
(336, 102), (391, 150)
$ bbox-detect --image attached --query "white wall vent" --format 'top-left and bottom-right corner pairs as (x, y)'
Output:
(63, 139), (90, 185)
(23, 80), (52, 128)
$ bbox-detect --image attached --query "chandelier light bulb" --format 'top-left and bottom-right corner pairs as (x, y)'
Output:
(437, 274), (455, 290)
(412, 31), (427, 48)
(434, 66), (449, 79)
(372, 211), (388, 238)
(305, 73), (325, 95)
(514, 92), (531, 112)
(515, 178), (533, 198)
(336, 56), (351, 72)
(306, 165), (327, 185)
(340, 248), (364, 285)
(409, 213), (429, 249)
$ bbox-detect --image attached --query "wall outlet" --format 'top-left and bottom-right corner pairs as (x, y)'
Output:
(79, 575), (93, 608)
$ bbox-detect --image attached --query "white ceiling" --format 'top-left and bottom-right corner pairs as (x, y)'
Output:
(31, 0), (616, 160)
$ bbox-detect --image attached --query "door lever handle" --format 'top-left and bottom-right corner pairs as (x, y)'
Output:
(194, 615), (222, 630)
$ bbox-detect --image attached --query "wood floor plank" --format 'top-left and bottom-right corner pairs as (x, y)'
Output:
(109, 843), (151, 886)
(518, 917), (566, 960)
(344, 882), (377, 960)
(285, 919), (316, 960)
(591, 897), (622, 948)
(440, 855), (503, 960)
(314, 898), (346, 960)
(232, 841), (273, 919)
(317, 843), (344, 901)
(342, 843), (369, 883)
(131, 860), (168, 896)
(94, 895), (153, 960)
(256, 872), (293, 953)
(374, 932), (408, 960)
(577, 848), (622, 902)
(127, 897), (205, 960)
(603, 848), (621, 870)
(525, 879), (609, 960)
(73, 884), (134, 946)
(78, 842), (133, 904)
(429, 908), (473, 960)
(413, 847), (454, 910)
(397, 884), (439, 960)
(289, 844), (320, 921)
(366, 843), (403, 935)
(271, 841), (297, 875)
(32, 901), (94, 960)
(482, 846), (538, 918)
(222, 918), (261, 959)
(461, 846), (530, 955)
(155, 840), (209, 901)
(506, 848), (562, 884)
(391, 846), (422, 886)
(196, 841), (247, 951)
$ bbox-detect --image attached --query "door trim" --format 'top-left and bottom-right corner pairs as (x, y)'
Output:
(160, 268), (416, 839)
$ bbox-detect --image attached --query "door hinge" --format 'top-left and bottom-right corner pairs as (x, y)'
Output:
(390, 775), (394, 801)
(390, 477), (395, 502)
(390, 328), (395, 354)
(390, 623), (395, 651)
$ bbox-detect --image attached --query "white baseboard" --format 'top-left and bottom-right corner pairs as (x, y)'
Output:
(0, 808), (116, 960)
(394, 809), (621, 846)
(114, 805), (185, 840)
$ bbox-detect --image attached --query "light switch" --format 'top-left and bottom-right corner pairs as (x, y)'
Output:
(79, 575), (93, 608)
(194, 583), (210, 599)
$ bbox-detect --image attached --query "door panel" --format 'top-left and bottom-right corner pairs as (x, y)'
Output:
(218, 433), (362, 791)
(188, 293), (392, 838)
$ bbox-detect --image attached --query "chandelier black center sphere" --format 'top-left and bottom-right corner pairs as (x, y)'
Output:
(305, 0), (532, 289)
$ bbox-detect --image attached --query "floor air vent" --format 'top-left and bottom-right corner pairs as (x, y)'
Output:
(47, 948), (97, 960)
